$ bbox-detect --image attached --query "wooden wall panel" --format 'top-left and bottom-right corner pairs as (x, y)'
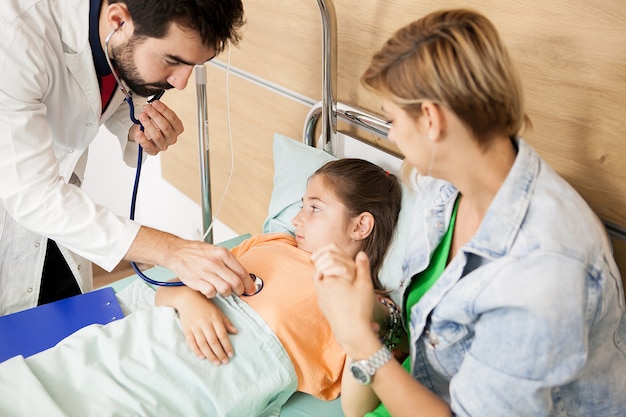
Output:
(162, 0), (626, 281)
(161, 65), (310, 236)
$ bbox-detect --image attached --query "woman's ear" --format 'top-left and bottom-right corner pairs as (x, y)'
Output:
(351, 212), (375, 241)
(421, 101), (443, 142)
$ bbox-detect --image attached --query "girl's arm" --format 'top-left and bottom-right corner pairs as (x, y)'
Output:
(155, 284), (238, 365)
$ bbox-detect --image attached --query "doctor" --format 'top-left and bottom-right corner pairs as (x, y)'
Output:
(0, 0), (256, 316)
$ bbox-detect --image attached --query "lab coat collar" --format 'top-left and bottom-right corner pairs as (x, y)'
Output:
(60, 0), (104, 119)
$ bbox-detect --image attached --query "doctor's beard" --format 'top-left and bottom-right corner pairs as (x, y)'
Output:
(109, 35), (172, 98)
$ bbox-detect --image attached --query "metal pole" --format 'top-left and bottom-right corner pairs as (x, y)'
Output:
(195, 64), (213, 244)
(316, 0), (338, 152)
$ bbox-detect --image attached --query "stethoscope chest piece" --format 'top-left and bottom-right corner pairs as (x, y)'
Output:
(242, 273), (264, 296)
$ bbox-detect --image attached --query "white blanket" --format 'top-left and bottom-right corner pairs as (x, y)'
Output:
(0, 281), (297, 417)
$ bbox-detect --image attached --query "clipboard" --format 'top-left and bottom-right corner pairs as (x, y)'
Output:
(0, 287), (124, 363)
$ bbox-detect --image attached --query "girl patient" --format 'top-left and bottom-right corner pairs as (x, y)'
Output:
(156, 158), (403, 400)
(0, 158), (403, 417)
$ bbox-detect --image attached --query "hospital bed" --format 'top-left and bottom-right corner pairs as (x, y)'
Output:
(104, 130), (412, 417)
(0, 2), (414, 414)
(0, 130), (411, 417)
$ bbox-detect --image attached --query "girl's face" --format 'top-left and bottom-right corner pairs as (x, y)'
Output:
(291, 174), (357, 255)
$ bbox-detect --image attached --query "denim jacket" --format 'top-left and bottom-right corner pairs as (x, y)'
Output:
(402, 138), (626, 416)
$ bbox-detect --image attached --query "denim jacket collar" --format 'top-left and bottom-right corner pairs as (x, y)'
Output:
(402, 138), (538, 336)
(465, 138), (539, 259)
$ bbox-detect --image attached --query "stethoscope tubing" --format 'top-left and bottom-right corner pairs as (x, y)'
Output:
(105, 25), (261, 294)
(128, 101), (185, 287)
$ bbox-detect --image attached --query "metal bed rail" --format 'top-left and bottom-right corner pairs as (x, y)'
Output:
(195, 65), (213, 244)
(303, 101), (390, 147)
(315, 0), (338, 151)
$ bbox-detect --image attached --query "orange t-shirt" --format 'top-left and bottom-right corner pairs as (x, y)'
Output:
(231, 233), (345, 400)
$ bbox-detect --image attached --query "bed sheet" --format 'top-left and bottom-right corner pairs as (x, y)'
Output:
(107, 233), (345, 417)
(111, 267), (346, 417)
(0, 279), (298, 417)
(0, 231), (345, 416)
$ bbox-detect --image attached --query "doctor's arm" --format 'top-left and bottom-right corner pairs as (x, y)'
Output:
(125, 226), (257, 298)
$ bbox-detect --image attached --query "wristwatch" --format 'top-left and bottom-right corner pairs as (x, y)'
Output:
(349, 346), (393, 385)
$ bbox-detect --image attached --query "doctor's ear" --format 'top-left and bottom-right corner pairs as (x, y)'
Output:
(106, 2), (132, 32)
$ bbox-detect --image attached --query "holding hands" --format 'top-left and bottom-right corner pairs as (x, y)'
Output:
(311, 244), (382, 359)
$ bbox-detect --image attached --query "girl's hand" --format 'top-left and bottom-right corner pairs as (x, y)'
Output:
(311, 243), (357, 281)
(176, 292), (238, 365)
(156, 285), (238, 364)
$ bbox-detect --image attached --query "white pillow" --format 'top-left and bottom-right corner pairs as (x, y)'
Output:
(263, 133), (413, 304)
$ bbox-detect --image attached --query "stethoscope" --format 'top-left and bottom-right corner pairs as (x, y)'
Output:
(103, 24), (263, 295)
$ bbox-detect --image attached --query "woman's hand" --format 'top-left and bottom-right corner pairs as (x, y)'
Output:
(311, 243), (358, 281)
(312, 244), (381, 358)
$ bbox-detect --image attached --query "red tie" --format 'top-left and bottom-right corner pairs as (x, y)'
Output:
(100, 74), (117, 113)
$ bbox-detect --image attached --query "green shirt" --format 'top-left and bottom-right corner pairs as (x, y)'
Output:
(365, 198), (459, 417)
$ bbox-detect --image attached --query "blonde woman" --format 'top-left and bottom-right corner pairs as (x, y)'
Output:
(313, 8), (626, 417)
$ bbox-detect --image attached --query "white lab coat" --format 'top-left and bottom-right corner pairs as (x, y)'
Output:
(0, 0), (145, 314)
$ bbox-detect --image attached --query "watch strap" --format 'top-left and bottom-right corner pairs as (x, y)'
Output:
(367, 345), (393, 372)
(351, 346), (393, 385)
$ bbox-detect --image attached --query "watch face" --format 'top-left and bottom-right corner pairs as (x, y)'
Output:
(350, 362), (371, 385)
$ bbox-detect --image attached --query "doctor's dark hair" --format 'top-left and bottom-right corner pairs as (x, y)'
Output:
(362, 8), (530, 145)
(110, 0), (244, 53)
(313, 159), (402, 292)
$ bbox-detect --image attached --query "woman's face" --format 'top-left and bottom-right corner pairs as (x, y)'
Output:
(291, 175), (356, 254)
(381, 98), (432, 175)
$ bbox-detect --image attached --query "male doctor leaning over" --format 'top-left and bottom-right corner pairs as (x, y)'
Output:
(0, 0), (256, 315)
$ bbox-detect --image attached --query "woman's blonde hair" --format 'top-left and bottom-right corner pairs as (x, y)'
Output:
(362, 8), (530, 143)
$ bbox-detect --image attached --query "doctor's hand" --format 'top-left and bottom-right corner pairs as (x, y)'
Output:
(126, 227), (258, 298)
(129, 100), (184, 155)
